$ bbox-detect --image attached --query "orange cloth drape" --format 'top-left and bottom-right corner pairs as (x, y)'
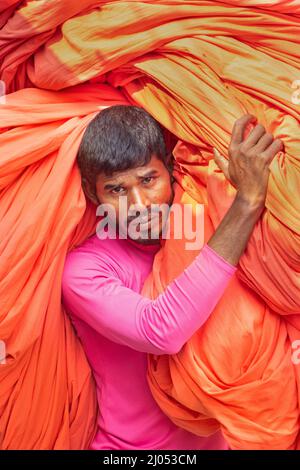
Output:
(0, 85), (129, 448)
(0, 0), (299, 449)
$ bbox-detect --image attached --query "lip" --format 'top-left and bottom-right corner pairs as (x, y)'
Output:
(129, 213), (159, 230)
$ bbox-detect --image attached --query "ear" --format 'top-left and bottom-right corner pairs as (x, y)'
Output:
(81, 178), (99, 206)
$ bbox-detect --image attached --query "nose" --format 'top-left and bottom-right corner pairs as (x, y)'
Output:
(128, 187), (151, 215)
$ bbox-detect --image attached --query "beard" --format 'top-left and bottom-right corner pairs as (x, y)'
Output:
(118, 188), (175, 246)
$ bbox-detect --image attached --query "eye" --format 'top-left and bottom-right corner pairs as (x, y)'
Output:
(142, 176), (154, 184)
(111, 186), (125, 194)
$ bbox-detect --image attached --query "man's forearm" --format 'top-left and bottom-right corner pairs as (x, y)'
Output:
(207, 193), (263, 266)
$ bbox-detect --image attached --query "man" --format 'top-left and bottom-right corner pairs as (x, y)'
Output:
(62, 105), (283, 449)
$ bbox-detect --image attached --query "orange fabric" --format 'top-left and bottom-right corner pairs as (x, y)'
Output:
(0, 85), (128, 449)
(143, 166), (299, 450)
(0, 0), (300, 449)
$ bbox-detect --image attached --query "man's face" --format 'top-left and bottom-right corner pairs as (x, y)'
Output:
(95, 155), (174, 245)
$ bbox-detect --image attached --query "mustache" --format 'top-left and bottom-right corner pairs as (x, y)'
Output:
(126, 205), (169, 225)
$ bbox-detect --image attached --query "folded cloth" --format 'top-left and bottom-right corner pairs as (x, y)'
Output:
(1, 0), (300, 449)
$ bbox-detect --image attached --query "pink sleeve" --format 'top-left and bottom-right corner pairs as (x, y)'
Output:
(62, 244), (237, 355)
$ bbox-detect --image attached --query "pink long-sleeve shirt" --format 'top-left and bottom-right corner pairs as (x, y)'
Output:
(62, 233), (237, 450)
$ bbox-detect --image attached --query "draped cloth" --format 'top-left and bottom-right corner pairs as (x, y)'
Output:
(0, 0), (299, 449)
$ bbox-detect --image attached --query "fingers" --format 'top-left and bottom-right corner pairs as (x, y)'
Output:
(260, 138), (283, 164)
(231, 114), (256, 146)
(244, 124), (266, 147)
(213, 148), (229, 179)
(254, 132), (274, 152)
(231, 114), (284, 164)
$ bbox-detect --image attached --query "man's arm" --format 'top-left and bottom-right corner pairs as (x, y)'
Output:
(62, 244), (236, 356)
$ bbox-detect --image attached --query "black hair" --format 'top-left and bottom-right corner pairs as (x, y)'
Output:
(77, 105), (172, 200)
